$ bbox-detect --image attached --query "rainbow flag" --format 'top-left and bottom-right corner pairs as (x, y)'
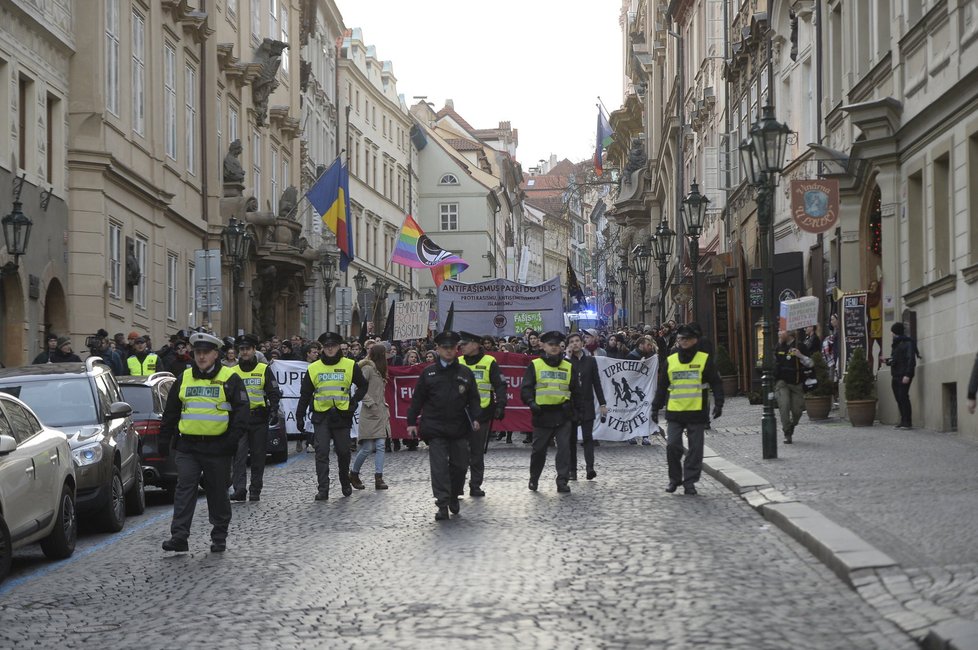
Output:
(390, 214), (468, 286)
(307, 159), (354, 270)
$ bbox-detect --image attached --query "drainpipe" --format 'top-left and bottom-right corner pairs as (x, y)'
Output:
(200, 0), (212, 329)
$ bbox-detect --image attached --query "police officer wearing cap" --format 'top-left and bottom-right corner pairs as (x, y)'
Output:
(158, 332), (250, 552)
(651, 324), (723, 496)
(520, 330), (578, 493)
(457, 331), (507, 497)
(407, 330), (482, 521)
(229, 333), (282, 502)
(126, 336), (159, 375)
(295, 331), (368, 501)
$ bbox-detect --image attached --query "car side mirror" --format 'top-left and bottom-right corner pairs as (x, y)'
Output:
(107, 401), (133, 420)
(0, 434), (16, 454)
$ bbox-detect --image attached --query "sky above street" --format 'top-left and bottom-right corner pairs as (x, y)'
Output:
(337, 0), (624, 169)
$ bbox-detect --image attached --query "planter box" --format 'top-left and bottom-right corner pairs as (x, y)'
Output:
(721, 375), (739, 397)
(805, 395), (832, 420)
(847, 399), (877, 427)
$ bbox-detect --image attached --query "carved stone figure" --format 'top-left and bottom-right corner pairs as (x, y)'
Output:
(245, 196), (259, 213)
(252, 39), (289, 126)
(223, 139), (245, 184)
(624, 138), (647, 177)
(278, 186), (298, 219)
(125, 240), (141, 288)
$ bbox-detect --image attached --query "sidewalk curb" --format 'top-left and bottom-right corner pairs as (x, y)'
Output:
(702, 445), (978, 649)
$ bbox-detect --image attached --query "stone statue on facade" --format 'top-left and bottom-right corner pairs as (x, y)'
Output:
(223, 139), (245, 184)
(252, 39), (289, 127)
(278, 186), (298, 220)
(125, 240), (141, 288)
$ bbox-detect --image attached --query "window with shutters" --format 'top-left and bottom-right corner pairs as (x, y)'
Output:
(164, 44), (177, 160)
(105, 0), (120, 116)
(280, 7), (289, 72)
(109, 222), (122, 299)
(132, 9), (145, 136)
(167, 253), (178, 320)
(251, 0), (260, 38)
(185, 64), (197, 175)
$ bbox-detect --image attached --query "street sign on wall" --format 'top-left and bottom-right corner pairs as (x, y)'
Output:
(193, 249), (223, 312)
(334, 287), (352, 325)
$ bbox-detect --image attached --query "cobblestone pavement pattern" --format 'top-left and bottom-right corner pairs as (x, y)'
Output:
(0, 437), (915, 649)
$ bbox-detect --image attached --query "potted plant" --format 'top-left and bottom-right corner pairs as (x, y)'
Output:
(844, 347), (877, 426)
(804, 352), (834, 420)
(746, 388), (764, 405)
(715, 345), (739, 397)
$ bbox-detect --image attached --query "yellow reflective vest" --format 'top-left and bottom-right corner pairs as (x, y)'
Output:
(531, 358), (571, 405)
(127, 353), (158, 376)
(177, 366), (235, 436)
(459, 354), (496, 408)
(308, 357), (355, 412)
(231, 362), (268, 410)
(666, 351), (709, 412)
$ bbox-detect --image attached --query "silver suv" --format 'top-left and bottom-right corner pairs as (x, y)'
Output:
(0, 358), (144, 532)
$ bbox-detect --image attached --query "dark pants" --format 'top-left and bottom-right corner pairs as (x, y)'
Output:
(464, 416), (491, 491)
(569, 419), (595, 474)
(313, 418), (352, 495)
(892, 377), (913, 426)
(170, 449), (233, 543)
(428, 437), (469, 506)
(530, 421), (572, 486)
(231, 417), (268, 495)
(666, 421), (705, 487)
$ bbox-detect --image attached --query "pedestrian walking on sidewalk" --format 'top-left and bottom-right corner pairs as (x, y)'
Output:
(295, 332), (368, 501)
(967, 352), (978, 415)
(407, 330), (482, 521)
(229, 334), (282, 502)
(158, 332), (250, 553)
(885, 322), (917, 429)
(349, 343), (391, 491)
(458, 331), (507, 497)
(774, 329), (813, 444)
(521, 330), (577, 494)
(651, 325), (723, 495)
(565, 331), (606, 481)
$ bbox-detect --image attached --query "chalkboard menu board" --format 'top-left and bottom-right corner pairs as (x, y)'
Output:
(749, 279), (764, 308)
(714, 289), (730, 352)
(842, 293), (868, 369)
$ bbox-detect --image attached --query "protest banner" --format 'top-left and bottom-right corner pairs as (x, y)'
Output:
(393, 299), (430, 340)
(272, 360), (360, 438)
(437, 277), (564, 336)
(779, 296), (820, 331)
(590, 355), (661, 441)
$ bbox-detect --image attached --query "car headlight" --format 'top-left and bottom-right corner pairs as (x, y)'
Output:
(72, 443), (103, 467)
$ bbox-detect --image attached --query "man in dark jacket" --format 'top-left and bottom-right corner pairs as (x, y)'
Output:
(295, 332), (368, 501)
(565, 331), (606, 481)
(50, 337), (82, 363)
(158, 332), (250, 553)
(521, 330), (578, 493)
(773, 328), (813, 443)
(651, 324), (723, 495)
(886, 322), (917, 429)
(407, 330), (482, 521)
(457, 331), (506, 497)
(967, 352), (978, 415)
(32, 333), (59, 364)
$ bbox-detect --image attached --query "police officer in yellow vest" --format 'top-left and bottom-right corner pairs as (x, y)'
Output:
(520, 330), (578, 493)
(126, 336), (159, 375)
(295, 331), (368, 501)
(158, 332), (250, 553)
(651, 324), (723, 496)
(458, 331), (507, 497)
(229, 333), (282, 502)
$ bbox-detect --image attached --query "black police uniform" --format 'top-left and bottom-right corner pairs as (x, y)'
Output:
(407, 332), (482, 520)
(567, 347), (606, 480)
(159, 354), (250, 551)
(458, 332), (507, 497)
(230, 339), (283, 501)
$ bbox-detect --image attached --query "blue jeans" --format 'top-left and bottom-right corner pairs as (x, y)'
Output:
(352, 438), (385, 474)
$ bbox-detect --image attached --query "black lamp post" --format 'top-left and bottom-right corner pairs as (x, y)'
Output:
(741, 100), (791, 460)
(631, 241), (652, 325)
(425, 287), (435, 301)
(372, 277), (387, 333)
(221, 217), (250, 335)
(2, 175), (34, 275)
(618, 262), (630, 326)
(353, 269), (368, 333)
(396, 284), (409, 301)
(606, 272), (618, 328)
(650, 219), (675, 326)
(680, 181), (709, 324)
(319, 251), (337, 332)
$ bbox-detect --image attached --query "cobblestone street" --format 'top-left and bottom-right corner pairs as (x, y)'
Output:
(0, 438), (913, 649)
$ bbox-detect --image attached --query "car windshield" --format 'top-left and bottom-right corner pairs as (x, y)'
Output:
(119, 385), (155, 415)
(0, 378), (98, 427)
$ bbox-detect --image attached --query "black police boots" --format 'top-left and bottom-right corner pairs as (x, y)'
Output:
(162, 537), (189, 552)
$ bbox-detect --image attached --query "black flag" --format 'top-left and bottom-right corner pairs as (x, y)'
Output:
(443, 301), (455, 332)
(566, 258), (586, 308)
(381, 300), (396, 341)
(357, 311), (369, 345)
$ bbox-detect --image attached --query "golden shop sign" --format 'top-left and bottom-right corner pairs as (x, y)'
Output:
(790, 179), (840, 234)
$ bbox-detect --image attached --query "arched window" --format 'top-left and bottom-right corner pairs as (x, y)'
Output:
(439, 173), (459, 185)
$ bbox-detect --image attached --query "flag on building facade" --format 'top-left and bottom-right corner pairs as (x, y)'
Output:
(594, 106), (613, 176)
(390, 214), (469, 287)
(566, 258), (587, 308)
(307, 159), (354, 270)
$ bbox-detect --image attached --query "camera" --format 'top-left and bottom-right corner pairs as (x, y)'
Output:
(85, 335), (103, 350)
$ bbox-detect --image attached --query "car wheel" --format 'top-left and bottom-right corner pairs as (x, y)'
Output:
(270, 450), (288, 464)
(0, 514), (11, 584)
(97, 467), (126, 533)
(125, 464), (146, 515)
(40, 482), (77, 560)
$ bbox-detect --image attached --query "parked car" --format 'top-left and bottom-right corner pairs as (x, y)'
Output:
(0, 358), (144, 533)
(0, 393), (76, 583)
(116, 373), (176, 497)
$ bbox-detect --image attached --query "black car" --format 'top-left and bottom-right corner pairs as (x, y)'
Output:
(116, 373), (177, 497)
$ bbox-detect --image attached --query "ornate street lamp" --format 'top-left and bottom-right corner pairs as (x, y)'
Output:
(425, 287), (435, 301)
(631, 240), (652, 326)
(319, 251), (337, 332)
(2, 175), (33, 274)
(618, 262), (630, 325)
(221, 217), (250, 334)
(650, 219), (675, 326)
(606, 271), (619, 328)
(680, 181), (710, 324)
(743, 96), (791, 460)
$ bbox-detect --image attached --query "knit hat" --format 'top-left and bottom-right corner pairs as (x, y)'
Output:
(56, 337), (71, 349)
